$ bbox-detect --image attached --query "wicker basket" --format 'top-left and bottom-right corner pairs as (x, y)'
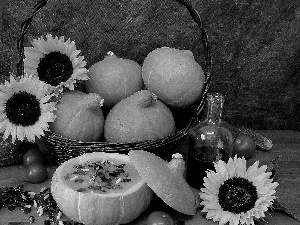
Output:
(17, 0), (212, 164)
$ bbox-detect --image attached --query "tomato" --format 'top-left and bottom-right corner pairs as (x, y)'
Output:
(232, 134), (256, 159)
(147, 211), (175, 225)
(23, 148), (44, 166)
(26, 163), (48, 184)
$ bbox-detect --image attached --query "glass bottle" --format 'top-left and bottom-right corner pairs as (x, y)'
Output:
(186, 92), (233, 190)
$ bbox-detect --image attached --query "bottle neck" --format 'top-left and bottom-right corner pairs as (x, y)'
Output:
(206, 93), (224, 125)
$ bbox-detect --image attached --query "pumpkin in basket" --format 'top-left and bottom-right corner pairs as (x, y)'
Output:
(104, 90), (176, 143)
(85, 51), (143, 108)
(51, 152), (153, 225)
(142, 47), (205, 108)
(20, 0), (211, 166)
(50, 90), (105, 142)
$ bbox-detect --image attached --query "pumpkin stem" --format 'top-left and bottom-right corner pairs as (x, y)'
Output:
(106, 51), (115, 57)
(104, 51), (119, 61)
(168, 153), (201, 211)
(137, 91), (157, 108)
(167, 153), (186, 178)
(77, 93), (104, 109)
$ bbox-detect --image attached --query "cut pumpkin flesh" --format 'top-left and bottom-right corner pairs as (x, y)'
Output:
(51, 152), (153, 225)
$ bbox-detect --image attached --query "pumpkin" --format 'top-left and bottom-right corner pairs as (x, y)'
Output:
(142, 47), (205, 108)
(128, 150), (201, 215)
(85, 51), (143, 108)
(50, 90), (104, 142)
(51, 152), (153, 225)
(104, 90), (176, 143)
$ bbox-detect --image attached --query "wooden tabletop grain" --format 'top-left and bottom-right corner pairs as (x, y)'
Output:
(0, 130), (300, 225)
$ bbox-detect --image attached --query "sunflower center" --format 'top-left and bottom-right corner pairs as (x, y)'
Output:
(218, 177), (258, 214)
(37, 51), (73, 86)
(5, 91), (41, 126)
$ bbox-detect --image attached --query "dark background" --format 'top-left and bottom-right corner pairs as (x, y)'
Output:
(1, 0), (300, 131)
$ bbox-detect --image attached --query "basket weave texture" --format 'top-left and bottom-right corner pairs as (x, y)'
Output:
(17, 0), (212, 164)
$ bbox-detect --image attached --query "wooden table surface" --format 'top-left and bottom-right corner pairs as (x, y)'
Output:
(1, 130), (300, 225)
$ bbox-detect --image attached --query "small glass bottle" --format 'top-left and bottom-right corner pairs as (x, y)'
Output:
(186, 92), (233, 190)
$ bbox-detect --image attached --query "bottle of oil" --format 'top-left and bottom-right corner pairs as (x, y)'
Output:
(186, 92), (233, 190)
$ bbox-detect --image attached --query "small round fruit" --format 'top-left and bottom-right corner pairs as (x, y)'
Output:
(26, 163), (48, 183)
(23, 148), (44, 166)
(147, 211), (175, 225)
(232, 134), (256, 159)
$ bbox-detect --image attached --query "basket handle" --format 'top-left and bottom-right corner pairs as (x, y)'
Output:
(176, 0), (212, 134)
(17, 0), (48, 77)
(16, 0), (211, 135)
(16, 0), (211, 76)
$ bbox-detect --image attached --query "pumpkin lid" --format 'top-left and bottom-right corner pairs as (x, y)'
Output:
(128, 150), (199, 215)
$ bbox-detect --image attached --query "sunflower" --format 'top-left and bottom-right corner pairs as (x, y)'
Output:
(200, 155), (279, 225)
(0, 74), (56, 143)
(24, 34), (89, 95)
